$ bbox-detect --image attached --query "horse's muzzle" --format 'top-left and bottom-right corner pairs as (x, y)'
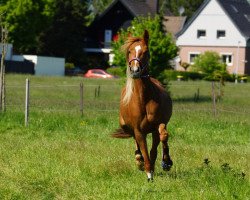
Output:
(129, 58), (142, 78)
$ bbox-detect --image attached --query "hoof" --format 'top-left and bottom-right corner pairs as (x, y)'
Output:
(135, 154), (144, 171)
(161, 160), (173, 171)
(147, 172), (154, 182)
(147, 178), (154, 182)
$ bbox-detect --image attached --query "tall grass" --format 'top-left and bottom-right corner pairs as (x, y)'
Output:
(0, 74), (249, 199)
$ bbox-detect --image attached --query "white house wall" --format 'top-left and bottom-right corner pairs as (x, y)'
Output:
(24, 55), (65, 76)
(36, 56), (65, 76)
(176, 0), (246, 47)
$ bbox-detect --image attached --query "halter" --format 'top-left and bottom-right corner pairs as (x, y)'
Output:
(128, 57), (149, 79)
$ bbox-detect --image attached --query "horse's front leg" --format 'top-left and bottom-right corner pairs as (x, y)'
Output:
(159, 124), (173, 171)
(134, 141), (144, 171)
(134, 129), (153, 181)
(150, 131), (160, 172)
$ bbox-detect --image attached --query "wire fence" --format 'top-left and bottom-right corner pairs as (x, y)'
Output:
(5, 80), (121, 114)
(4, 79), (250, 126)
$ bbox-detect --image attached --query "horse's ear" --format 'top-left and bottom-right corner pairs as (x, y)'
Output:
(143, 30), (149, 45)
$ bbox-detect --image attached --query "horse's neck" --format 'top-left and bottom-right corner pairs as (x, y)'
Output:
(133, 78), (151, 100)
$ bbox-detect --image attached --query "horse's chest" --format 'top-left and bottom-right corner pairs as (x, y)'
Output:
(121, 100), (160, 131)
(146, 100), (160, 119)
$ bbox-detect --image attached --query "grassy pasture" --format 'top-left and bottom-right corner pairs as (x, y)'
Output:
(0, 74), (249, 199)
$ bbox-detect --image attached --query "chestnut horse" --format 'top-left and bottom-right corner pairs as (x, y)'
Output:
(112, 30), (173, 181)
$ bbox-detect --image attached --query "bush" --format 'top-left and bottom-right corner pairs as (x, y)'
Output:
(159, 70), (205, 82)
(221, 74), (249, 82)
(192, 51), (228, 82)
(65, 63), (75, 69)
(247, 76), (250, 82)
(159, 69), (249, 83)
(112, 15), (178, 78)
(106, 67), (126, 78)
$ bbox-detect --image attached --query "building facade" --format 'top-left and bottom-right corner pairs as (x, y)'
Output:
(176, 0), (250, 75)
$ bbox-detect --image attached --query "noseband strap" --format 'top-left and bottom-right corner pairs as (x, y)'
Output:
(128, 57), (149, 78)
(129, 58), (142, 66)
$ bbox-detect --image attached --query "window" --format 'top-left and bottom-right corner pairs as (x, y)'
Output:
(189, 53), (200, 64)
(217, 30), (226, 38)
(221, 54), (233, 66)
(197, 30), (206, 38)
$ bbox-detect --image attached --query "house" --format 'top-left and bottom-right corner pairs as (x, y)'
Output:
(12, 55), (65, 76)
(176, 0), (250, 75)
(84, 0), (185, 67)
(163, 16), (187, 40)
(1, 43), (65, 76)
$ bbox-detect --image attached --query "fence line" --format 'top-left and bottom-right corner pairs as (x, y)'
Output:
(3, 80), (250, 126)
(216, 108), (250, 115)
(5, 104), (250, 115)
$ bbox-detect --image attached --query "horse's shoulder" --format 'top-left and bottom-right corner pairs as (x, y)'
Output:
(149, 78), (165, 91)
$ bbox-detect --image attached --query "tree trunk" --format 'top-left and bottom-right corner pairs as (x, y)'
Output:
(0, 26), (8, 112)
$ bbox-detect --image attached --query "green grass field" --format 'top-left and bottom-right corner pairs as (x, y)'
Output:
(0, 74), (249, 199)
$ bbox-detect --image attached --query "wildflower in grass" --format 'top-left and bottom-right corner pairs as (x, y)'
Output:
(80, 120), (88, 126)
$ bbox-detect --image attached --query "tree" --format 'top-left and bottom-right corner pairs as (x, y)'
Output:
(112, 15), (178, 78)
(192, 51), (229, 102)
(88, 0), (112, 14)
(37, 0), (89, 65)
(162, 0), (203, 18)
(0, 0), (53, 54)
(0, 24), (8, 112)
(192, 51), (228, 82)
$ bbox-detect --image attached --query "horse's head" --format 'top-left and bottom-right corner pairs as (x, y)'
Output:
(123, 30), (150, 79)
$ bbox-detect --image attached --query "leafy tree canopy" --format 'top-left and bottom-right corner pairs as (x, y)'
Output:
(192, 51), (228, 81)
(112, 15), (178, 78)
(0, 0), (89, 65)
(37, 0), (89, 65)
(161, 0), (203, 18)
(0, 0), (53, 53)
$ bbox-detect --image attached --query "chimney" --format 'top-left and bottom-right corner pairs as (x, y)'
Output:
(146, 0), (159, 14)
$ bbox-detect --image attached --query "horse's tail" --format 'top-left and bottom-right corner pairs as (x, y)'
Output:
(111, 128), (132, 139)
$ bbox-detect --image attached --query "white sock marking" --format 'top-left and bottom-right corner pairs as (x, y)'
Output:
(147, 172), (153, 180)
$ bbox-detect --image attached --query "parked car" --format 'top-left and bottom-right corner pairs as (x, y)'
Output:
(83, 69), (114, 79)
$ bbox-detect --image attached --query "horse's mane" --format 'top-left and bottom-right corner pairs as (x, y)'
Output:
(121, 36), (144, 61)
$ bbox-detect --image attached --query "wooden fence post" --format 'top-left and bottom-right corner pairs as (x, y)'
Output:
(25, 78), (30, 126)
(194, 88), (200, 102)
(80, 82), (83, 116)
(95, 85), (101, 98)
(212, 81), (216, 117)
(98, 85), (100, 97)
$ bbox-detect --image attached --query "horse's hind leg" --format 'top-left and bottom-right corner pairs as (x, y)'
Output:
(159, 124), (173, 171)
(134, 141), (144, 171)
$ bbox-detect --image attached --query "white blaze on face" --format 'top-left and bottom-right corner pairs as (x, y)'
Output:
(135, 45), (141, 58)
(131, 45), (141, 71)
